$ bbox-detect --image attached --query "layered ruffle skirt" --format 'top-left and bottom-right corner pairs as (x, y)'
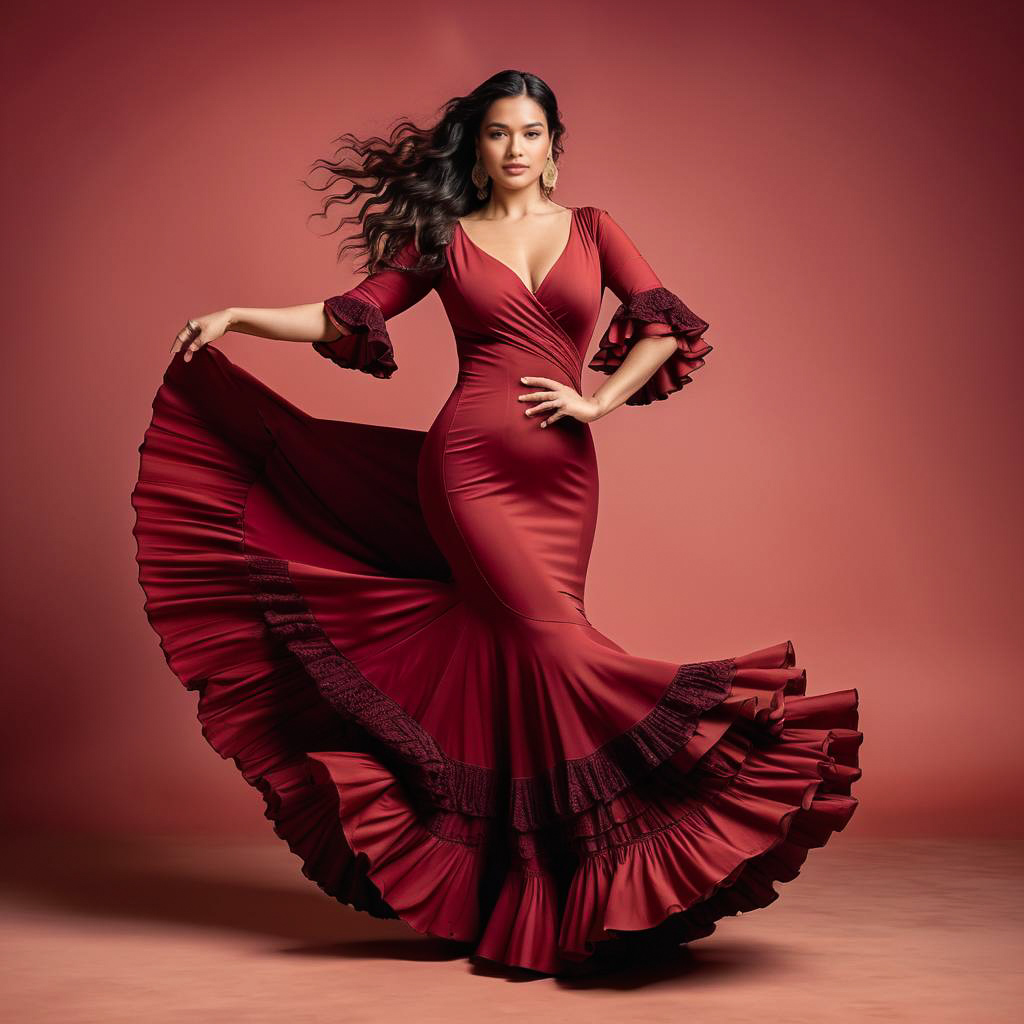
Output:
(130, 346), (862, 976)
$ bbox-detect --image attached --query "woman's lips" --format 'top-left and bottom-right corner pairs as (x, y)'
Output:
(503, 166), (528, 174)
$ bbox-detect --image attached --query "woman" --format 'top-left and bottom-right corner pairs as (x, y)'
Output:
(132, 70), (862, 977)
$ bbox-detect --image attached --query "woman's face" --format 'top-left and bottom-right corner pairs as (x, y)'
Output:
(475, 95), (552, 196)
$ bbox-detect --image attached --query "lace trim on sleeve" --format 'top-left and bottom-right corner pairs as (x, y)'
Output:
(587, 286), (712, 406)
(313, 295), (397, 379)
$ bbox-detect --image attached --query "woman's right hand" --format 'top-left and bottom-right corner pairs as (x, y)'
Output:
(171, 309), (234, 363)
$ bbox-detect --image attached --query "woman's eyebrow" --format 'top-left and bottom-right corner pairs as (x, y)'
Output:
(484, 121), (545, 130)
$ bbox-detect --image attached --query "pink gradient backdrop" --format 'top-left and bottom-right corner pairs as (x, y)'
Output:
(2, 0), (1020, 838)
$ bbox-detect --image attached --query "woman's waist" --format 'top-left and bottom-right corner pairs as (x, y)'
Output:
(455, 359), (580, 396)
(454, 337), (583, 394)
(425, 365), (595, 468)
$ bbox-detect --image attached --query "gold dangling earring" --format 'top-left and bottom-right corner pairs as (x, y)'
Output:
(471, 157), (490, 200)
(541, 155), (558, 198)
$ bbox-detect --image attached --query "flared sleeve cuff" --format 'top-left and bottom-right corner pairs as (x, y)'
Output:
(313, 295), (397, 379)
(587, 286), (713, 406)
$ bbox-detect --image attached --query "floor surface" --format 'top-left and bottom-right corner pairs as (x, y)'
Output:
(2, 835), (1021, 1023)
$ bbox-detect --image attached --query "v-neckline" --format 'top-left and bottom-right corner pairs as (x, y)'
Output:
(456, 207), (577, 298)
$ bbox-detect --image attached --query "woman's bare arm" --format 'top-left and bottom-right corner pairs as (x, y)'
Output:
(588, 334), (678, 417)
(172, 302), (350, 362)
(227, 303), (351, 343)
(517, 333), (677, 426)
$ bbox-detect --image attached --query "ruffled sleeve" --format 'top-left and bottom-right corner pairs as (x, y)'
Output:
(315, 237), (438, 378)
(587, 285), (712, 406)
(314, 296), (397, 379)
(587, 209), (713, 406)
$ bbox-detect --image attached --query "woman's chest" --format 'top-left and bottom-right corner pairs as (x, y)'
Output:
(435, 221), (604, 352)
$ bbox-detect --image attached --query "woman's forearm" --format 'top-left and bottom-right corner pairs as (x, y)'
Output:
(590, 334), (678, 416)
(226, 303), (351, 343)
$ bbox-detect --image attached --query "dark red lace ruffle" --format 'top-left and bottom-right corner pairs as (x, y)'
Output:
(587, 285), (712, 406)
(313, 295), (397, 378)
(508, 659), (735, 831)
(244, 552), (737, 832)
(244, 553), (494, 815)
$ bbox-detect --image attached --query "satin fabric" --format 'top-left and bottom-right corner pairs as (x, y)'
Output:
(131, 205), (862, 976)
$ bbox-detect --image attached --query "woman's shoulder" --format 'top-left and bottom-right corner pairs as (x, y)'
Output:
(573, 205), (608, 239)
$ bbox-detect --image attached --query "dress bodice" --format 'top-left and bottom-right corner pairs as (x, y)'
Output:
(314, 205), (713, 406)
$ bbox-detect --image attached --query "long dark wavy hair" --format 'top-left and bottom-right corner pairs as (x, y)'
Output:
(303, 69), (566, 278)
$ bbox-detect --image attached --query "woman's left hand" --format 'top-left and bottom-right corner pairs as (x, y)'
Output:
(518, 376), (604, 427)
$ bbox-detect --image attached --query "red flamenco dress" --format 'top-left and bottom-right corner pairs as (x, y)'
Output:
(131, 206), (862, 976)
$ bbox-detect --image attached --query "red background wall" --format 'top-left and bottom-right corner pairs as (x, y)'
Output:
(2, 0), (1020, 837)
